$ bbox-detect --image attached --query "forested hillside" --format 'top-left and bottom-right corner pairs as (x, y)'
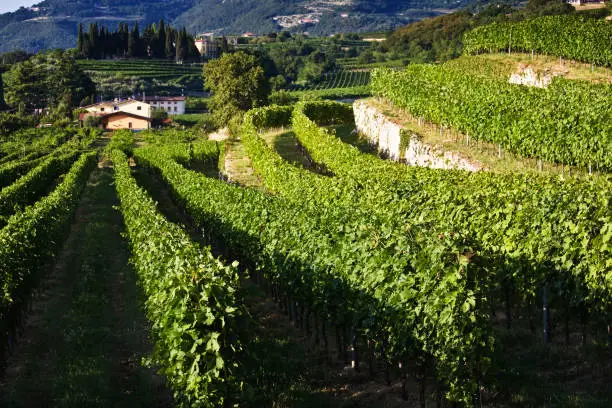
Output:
(0, 0), (481, 53)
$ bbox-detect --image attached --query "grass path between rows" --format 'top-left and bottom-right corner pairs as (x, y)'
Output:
(0, 164), (172, 407)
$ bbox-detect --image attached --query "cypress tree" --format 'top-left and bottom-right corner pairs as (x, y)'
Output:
(165, 26), (174, 59)
(77, 23), (84, 56)
(88, 23), (100, 58)
(175, 28), (187, 62)
(157, 19), (166, 58)
(0, 74), (5, 108)
(127, 30), (135, 58)
(133, 23), (141, 57)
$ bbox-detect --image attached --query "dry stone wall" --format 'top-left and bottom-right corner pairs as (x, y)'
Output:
(353, 100), (403, 161)
(353, 100), (483, 172)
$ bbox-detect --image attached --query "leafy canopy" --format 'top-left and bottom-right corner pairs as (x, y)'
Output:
(203, 51), (269, 125)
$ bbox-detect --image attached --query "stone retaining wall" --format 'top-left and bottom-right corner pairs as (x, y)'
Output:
(353, 100), (484, 172)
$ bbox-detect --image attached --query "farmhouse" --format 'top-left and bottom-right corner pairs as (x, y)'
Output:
(81, 99), (152, 130)
(84, 99), (151, 118)
(144, 96), (186, 115)
(99, 111), (151, 130)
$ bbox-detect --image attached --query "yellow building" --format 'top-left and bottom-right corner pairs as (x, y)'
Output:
(100, 111), (151, 131)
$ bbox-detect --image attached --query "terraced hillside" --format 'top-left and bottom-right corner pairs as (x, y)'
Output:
(77, 59), (204, 98)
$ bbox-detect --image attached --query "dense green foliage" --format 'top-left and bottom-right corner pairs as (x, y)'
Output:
(464, 14), (612, 67)
(3, 50), (95, 112)
(239, 102), (611, 400)
(0, 113), (37, 136)
(290, 101), (611, 316)
(0, 73), (4, 108)
(204, 52), (269, 125)
(288, 70), (370, 91)
(382, 0), (577, 64)
(104, 130), (134, 157)
(0, 127), (97, 162)
(0, 156), (46, 189)
(270, 86), (372, 106)
(136, 131), (491, 403)
(77, 21), (200, 61)
(0, 152), (78, 227)
(371, 65), (612, 170)
(0, 127), (97, 188)
(0, 152), (97, 361)
(112, 149), (246, 406)
(256, 40), (338, 88)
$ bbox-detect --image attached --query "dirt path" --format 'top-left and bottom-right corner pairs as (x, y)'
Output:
(221, 139), (262, 189)
(0, 165), (172, 407)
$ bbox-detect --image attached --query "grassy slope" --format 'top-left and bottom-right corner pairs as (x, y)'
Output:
(446, 53), (612, 84)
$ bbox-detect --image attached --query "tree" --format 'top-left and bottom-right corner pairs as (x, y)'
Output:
(203, 51), (269, 125)
(157, 19), (166, 58)
(127, 23), (141, 58)
(4, 50), (95, 114)
(151, 107), (168, 127)
(175, 27), (188, 61)
(0, 72), (5, 108)
(165, 26), (175, 59)
(525, 0), (574, 17)
(77, 23), (84, 56)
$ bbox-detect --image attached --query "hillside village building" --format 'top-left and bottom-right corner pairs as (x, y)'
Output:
(99, 111), (152, 131)
(81, 95), (187, 130)
(195, 35), (220, 58)
(81, 99), (151, 130)
(144, 96), (186, 115)
(85, 100), (151, 118)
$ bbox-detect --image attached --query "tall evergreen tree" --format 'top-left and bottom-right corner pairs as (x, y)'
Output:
(165, 26), (175, 59)
(127, 30), (135, 58)
(89, 23), (99, 59)
(77, 23), (84, 56)
(0, 73), (5, 108)
(133, 23), (141, 57)
(157, 19), (166, 58)
(176, 28), (187, 62)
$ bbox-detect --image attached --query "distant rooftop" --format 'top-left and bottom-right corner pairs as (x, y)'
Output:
(143, 96), (186, 102)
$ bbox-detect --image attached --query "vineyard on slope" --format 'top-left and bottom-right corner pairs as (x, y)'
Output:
(241, 101), (611, 403)
(463, 15), (612, 67)
(135, 142), (490, 403)
(371, 65), (612, 170)
(112, 149), (247, 406)
(290, 101), (611, 311)
(0, 152), (97, 362)
(0, 152), (79, 227)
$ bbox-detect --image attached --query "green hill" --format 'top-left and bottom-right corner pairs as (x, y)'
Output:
(0, 0), (482, 53)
